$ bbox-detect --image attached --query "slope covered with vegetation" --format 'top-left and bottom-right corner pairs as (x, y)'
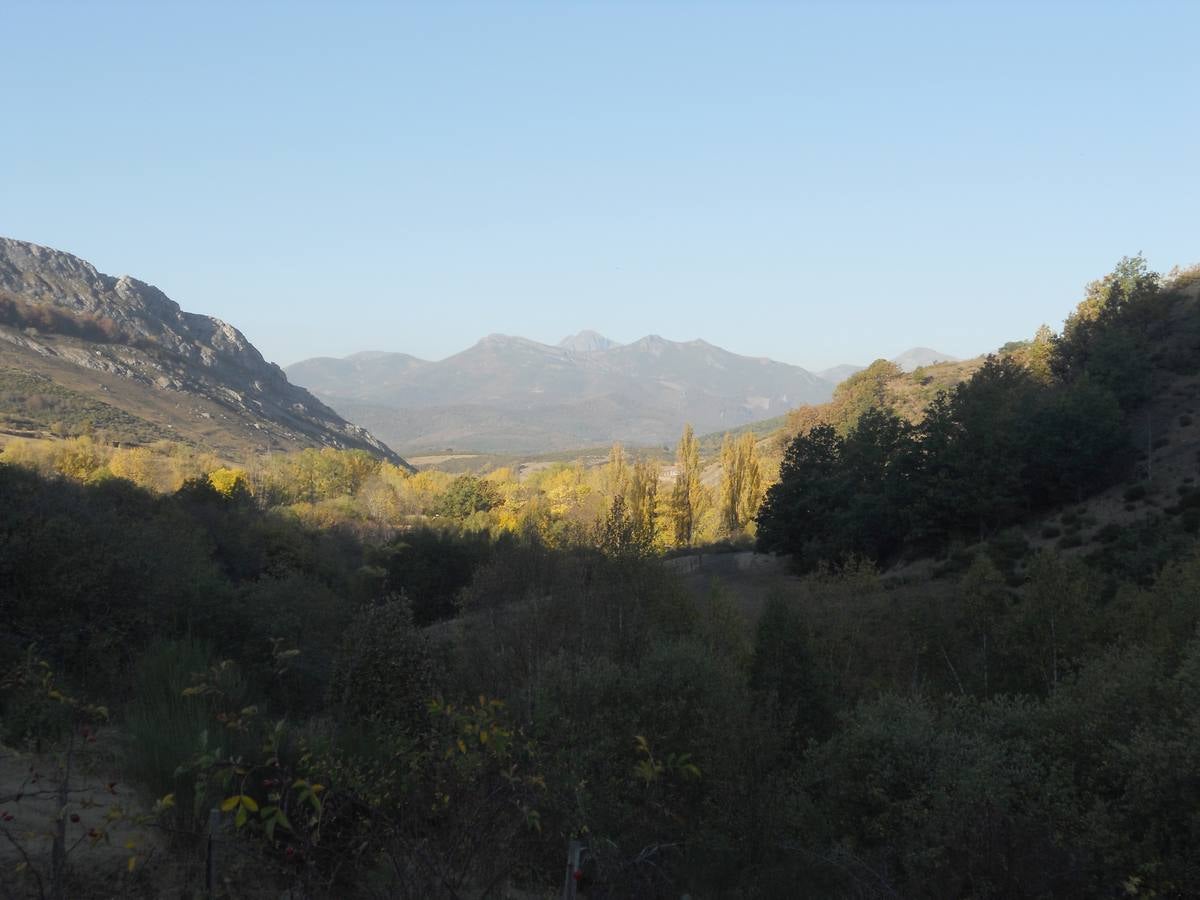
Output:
(3, 258), (1200, 898)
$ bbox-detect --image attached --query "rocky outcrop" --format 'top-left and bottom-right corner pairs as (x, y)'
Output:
(0, 238), (407, 465)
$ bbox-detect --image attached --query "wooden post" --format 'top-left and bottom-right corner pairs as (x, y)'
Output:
(206, 807), (220, 898)
(561, 839), (585, 900)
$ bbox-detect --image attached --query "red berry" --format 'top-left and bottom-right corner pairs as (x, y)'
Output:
(70, 813), (80, 823)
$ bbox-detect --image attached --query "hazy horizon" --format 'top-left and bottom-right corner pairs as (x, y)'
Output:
(4, 2), (1197, 371)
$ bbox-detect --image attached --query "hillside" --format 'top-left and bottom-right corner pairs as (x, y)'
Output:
(0, 238), (407, 465)
(288, 332), (835, 453)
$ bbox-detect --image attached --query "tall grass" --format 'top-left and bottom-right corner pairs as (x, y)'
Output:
(123, 639), (217, 834)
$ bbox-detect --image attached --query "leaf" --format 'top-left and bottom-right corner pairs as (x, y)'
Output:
(240, 795), (259, 813)
(234, 806), (248, 829)
(220, 796), (239, 813)
(127, 856), (138, 873)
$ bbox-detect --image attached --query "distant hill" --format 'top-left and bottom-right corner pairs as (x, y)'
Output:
(0, 238), (407, 465)
(817, 348), (959, 386)
(891, 347), (959, 372)
(816, 364), (865, 385)
(288, 333), (833, 453)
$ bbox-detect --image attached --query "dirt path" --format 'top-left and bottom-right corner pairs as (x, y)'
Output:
(0, 738), (161, 898)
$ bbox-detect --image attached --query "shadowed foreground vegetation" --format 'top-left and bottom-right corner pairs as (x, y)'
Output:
(3, 258), (1200, 897)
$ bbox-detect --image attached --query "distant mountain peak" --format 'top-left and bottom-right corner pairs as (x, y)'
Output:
(891, 347), (958, 372)
(289, 331), (833, 453)
(558, 330), (619, 353)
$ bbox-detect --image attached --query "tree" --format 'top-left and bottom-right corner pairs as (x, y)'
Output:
(670, 424), (704, 546)
(719, 432), (762, 537)
(625, 457), (660, 550)
(1052, 255), (1161, 407)
(605, 442), (628, 500)
(756, 424), (843, 568)
(435, 474), (501, 519)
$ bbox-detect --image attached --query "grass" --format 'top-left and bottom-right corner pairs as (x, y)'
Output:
(122, 640), (221, 833)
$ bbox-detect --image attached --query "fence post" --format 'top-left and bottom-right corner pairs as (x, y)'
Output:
(206, 807), (220, 898)
(562, 839), (585, 900)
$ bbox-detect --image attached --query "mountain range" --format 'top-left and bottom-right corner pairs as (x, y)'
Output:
(0, 237), (958, 460)
(288, 335), (957, 454)
(0, 238), (407, 465)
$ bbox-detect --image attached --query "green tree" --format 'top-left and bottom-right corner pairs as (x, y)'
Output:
(435, 474), (501, 519)
(756, 424), (843, 568)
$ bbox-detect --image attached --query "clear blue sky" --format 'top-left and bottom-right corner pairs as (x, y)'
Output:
(3, 1), (1198, 370)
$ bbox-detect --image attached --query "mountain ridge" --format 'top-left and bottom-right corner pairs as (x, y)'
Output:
(0, 237), (408, 466)
(288, 332), (835, 453)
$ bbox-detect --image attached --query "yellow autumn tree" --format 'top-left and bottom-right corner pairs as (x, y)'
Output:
(719, 432), (762, 537)
(670, 424), (705, 547)
(208, 466), (251, 498)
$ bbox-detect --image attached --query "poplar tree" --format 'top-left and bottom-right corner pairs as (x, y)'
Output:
(626, 457), (660, 550)
(670, 424), (703, 546)
(719, 431), (762, 536)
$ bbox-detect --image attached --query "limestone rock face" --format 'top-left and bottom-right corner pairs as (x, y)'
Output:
(0, 237), (406, 465)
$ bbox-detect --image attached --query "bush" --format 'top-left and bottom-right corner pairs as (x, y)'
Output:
(1058, 533), (1084, 550)
(1095, 523), (1122, 544)
(328, 599), (437, 732)
(1124, 484), (1148, 502)
(1041, 526), (1062, 539)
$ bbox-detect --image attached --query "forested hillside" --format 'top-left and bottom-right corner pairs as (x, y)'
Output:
(3, 258), (1200, 898)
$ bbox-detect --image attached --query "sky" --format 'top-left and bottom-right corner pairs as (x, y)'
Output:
(3, 1), (1198, 371)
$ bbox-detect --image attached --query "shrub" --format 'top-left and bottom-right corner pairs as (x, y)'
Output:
(1124, 484), (1148, 502)
(328, 599), (437, 732)
(1058, 533), (1084, 550)
(1041, 525), (1062, 539)
(1095, 523), (1122, 544)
